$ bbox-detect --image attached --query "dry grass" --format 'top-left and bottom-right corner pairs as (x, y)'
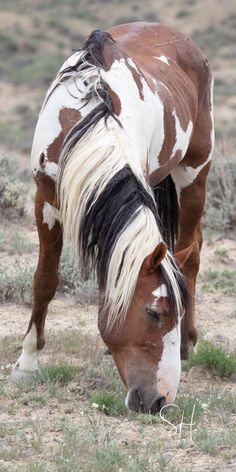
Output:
(1, 322), (236, 471)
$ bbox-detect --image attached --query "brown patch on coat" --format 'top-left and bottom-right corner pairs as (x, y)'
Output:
(34, 172), (56, 206)
(125, 59), (144, 100)
(149, 150), (182, 187)
(181, 87), (214, 168)
(109, 22), (199, 133)
(156, 85), (176, 167)
(47, 108), (82, 163)
(106, 84), (122, 115)
(102, 36), (123, 70)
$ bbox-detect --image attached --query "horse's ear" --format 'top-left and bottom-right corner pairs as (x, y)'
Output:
(142, 242), (167, 274)
(174, 242), (196, 269)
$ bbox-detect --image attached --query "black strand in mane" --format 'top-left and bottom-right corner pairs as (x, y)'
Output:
(62, 29), (115, 75)
(153, 175), (188, 315)
(59, 30), (122, 156)
(79, 165), (159, 290)
(45, 29), (121, 131)
(153, 174), (179, 252)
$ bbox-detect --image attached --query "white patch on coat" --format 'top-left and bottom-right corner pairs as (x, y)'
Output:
(153, 283), (168, 299)
(101, 58), (165, 175)
(11, 324), (39, 381)
(171, 111), (193, 160)
(31, 51), (97, 177)
(171, 78), (214, 198)
(157, 318), (181, 403)
(42, 202), (61, 230)
(155, 55), (169, 65)
(44, 161), (59, 181)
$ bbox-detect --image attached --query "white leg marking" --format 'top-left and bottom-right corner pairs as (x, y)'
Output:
(125, 391), (130, 408)
(11, 324), (39, 382)
(43, 202), (61, 230)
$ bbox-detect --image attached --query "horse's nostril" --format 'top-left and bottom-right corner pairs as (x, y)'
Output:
(150, 395), (166, 414)
(128, 388), (145, 412)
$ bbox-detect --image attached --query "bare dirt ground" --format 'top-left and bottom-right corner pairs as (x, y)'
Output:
(0, 217), (235, 471)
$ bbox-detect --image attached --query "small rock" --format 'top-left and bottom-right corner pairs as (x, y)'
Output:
(64, 407), (74, 414)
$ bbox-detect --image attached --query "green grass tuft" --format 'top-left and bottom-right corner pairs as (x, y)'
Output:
(56, 417), (78, 472)
(201, 269), (236, 296)
(159, 394), (204, 427)
(208, 389), (236, 413)
(185, 340), (236, 377)
(25, 464), (45, 472)
(90, 389), (126, 416)
(40, 362), (79, 384)
(195, 426), (236, 455)
(92, 444), (126, 472)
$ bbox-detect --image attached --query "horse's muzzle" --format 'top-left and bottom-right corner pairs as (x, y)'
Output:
(126, 388), (166, 414)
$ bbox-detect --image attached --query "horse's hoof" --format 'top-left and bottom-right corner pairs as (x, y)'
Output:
(10, 367), (39, 384)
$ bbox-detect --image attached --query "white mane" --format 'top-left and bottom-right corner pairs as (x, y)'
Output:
(56, 55), (183, 330)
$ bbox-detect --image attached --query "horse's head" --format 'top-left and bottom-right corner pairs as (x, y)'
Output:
(98, 242), (192, 414)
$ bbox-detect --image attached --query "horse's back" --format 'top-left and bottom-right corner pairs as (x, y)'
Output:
(108, 22), (211, 92)
(107, 23), (213, 182)
(31, 22), (213, 193)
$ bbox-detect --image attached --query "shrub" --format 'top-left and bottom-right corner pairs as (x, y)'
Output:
(59, 244), (98, 303)
(204, 140), (236, 232)
(185, 340), (236, 377)
(0, 154), (29, 217)
(0, 261), (34, 304)
(201, 269), (236, 296)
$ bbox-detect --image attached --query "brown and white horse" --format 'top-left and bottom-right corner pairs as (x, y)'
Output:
(11, 22), (214, 414)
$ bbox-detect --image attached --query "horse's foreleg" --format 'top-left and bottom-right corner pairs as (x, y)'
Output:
(172, 166), (210, 359)
(172, 156), (210, 359)
(11, 191), (63, 381)
(171, 78), (214, 359)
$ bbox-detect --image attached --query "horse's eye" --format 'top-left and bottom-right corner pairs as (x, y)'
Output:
(146, 308), (160, 322)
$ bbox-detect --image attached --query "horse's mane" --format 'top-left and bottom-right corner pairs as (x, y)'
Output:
(55, 30), (187, 329)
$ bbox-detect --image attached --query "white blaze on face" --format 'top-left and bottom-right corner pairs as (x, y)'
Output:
(152, 284), (181, 403)
(157, 319), (181, 403)
(42, 202), (61, 230)
(11, 324), (38, 378)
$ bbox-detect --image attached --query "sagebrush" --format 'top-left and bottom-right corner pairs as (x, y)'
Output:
(204, 140), (236, 232)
